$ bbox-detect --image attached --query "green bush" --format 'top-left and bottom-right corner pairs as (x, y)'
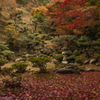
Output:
(39, 54), (45, 57)
(41, 34), (47, 39)
(33, 40), (39, 45)
(66, 55), (76, 61)
(20, 58), (27, 62)
(67, 51), (72, 56)
(28, 57), (51, 73)
(73, 50), (79, 56)
(1, 50), (14, 56)
(33, 33), (38, 36)
(34, 36), (40, 41)
(0, 42), (9, 51)
(75, 56), (82, 63)
(12, 62), (28, 73)
(38, 30), (42, 34)
(52, 54), (63, 61)
(0, 59), (8, 70)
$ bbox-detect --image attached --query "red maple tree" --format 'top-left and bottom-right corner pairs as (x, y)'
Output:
(46, 0), (100, 35)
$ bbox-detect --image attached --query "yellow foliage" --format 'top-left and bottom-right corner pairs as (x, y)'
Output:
(31, 6), (48, 17)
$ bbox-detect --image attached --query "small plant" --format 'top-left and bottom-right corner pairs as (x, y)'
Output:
(2, 67), (22, 88)
(28, 57), (51, 73)
(75, 56), (82, 63)
(33, 33), (38, 36)
(52, 54), (63, 62)
(66, 55), (76, 62)
(1, 50), (15, 60)
(0, 59), (8, 71)
(12, 62), (28, 73)
(20, 58), (27, 62)
(73, 50), (80, 56)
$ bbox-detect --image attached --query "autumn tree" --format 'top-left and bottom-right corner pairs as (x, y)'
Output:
(46, 0), (100, 36)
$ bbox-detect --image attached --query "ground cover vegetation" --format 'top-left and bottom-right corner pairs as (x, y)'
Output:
(0, 0), (100, 99)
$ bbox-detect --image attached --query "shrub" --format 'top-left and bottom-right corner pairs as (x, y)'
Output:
(33, 40), (39, 45)
(12, 62), (28, 73)
(33, 33), (38, 36)
(52, 54), (63, 61)
(39, 54), (45, 57)
(38, 30), (42, 34)
(1, 50), (14, 56)
(66, 55), (76, 61)
(28, 57), (51, 73)
(75, 56), (82, 63)
(0, 59), (8, 70)
(41, 34), (47, 39)
(73, 50), (80, 56)
(67, 51), (72, 56)
(0, 42), (9, 51)
(34, 36), (40, 41)
(20, 58), (27, 62)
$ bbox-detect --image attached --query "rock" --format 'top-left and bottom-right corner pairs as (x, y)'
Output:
(62, 61), (68, 64)
(56, 68), (74, 74)
(56, 63), (80, 74)
(51, 59), (59, 64)
(62, 51), (67, 55)
(25, 54), (29, 58)
(96, 63), (100, 66)
(15, 58), (22, 62)
(86, 68), (95, 71)
(84, 60), (90, 64)
(90, 59), (97, 64)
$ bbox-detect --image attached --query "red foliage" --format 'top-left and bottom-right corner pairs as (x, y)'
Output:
(46, 0), (100, 35)
(0, 71), (100, 99)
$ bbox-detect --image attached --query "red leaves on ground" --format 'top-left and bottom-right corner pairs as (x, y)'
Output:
(0, 71), (100, 99)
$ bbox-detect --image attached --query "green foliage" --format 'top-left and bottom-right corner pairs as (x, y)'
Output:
(33, 14), (44, 22)
(77, 35), (90, 57)
(0, 42), (9, 51)
(73, 50), (80, 56)
(28, 57), (51, 72)
(67, 51), (72, 56)
(66, 55), (76, 61)
(39, 54), (45, 57)
(38, 30), (42, 34)
(33, 40), (39, 45)
(52, 54), (63, 61)
(40, 34), (47, 39)
(1, 50), (14, 56)
(86, 0), (100, 6)
(75, 56), (82, 63)
(16, 0), (28, 4)
(34, 36), (40, 41)
(12, 62), (28, 73)
(0, 59), (8, 66)
(20, 58), (27, 62)
(33, 33), (38, 36)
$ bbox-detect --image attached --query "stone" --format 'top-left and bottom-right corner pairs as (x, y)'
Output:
(62, 61), (68, 64)
(62, 47), (68, 50)
(84, 60), (90, 64)
(56, 63), (80, 74)
(62, 51), (67, 55)
(63, 55), (67, 61)
(90, 59), (97, 64)
(51, 59), (59, 64)
(96, 63), (100, 66)
(25, 54), (29, 58)
(15, 58), (22, 62)
(86, 68), (95, 71)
